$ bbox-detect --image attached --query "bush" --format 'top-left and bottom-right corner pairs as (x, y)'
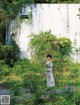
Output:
(0, 31), (80, 105)
(0, 60), (10, 79)
(30, 31), (72, 66)
(0, 40), (20, 67)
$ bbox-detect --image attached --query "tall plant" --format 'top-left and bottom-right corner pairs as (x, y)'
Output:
(30, 31), (71, 63)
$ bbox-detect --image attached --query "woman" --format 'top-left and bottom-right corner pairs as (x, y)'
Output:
(45, 54), (55, 87)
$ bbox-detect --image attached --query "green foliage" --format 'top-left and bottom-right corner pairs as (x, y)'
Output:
(0, 58), (80, 105)
(29, 31), (74, 88)
(0, 40), (20, 67)
(57, 37), (71, 57)
(0, 0), (80, 5)
(0, 0), (27, 19)
(0, 0), (80, 104)
(0, 60), (10, 79)
(29, 31), (80, 105)
(0, 23), (6, 44)
(30, 31), (71, 65)
(10, 59), (46, 92)
(0, 59), (46, 105)
(12, 59), (44, 75)
(28, 10), (33, 24)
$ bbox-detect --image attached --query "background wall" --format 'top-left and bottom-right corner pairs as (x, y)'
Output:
(10, 4), (80, 60)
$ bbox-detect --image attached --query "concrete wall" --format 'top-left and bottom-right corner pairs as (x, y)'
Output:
(10, 4), (80, 61)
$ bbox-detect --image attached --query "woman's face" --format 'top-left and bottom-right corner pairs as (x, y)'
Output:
(47, 57), (51, 61)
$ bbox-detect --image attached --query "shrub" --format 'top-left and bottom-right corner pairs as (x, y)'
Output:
(0, 40), (20, 67)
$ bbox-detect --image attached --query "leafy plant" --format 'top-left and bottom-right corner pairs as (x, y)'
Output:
(0, 40), (20, 67)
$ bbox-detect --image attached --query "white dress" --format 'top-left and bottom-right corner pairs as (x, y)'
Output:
(46, 60), (55, 87)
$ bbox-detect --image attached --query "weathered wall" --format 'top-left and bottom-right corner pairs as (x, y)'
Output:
(10, 4), (80, 61)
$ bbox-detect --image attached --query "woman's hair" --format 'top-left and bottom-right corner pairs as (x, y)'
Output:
(47, 54), (52, 58)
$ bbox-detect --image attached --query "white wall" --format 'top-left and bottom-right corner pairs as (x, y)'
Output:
(11, 4), (80, 60)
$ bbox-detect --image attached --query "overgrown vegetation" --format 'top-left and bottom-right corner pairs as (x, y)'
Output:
(0, 1), (80, 104)
(0, 40), (20, 67)
(0, 32), (80, 105)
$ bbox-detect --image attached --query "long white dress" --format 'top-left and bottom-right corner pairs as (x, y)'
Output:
(46, 60), (55, 87)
